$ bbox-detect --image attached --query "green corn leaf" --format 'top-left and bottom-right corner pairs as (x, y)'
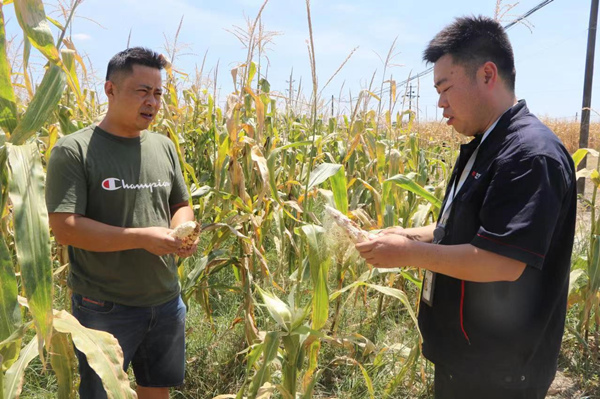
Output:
(591, 169), (600, 189)
(13, 0), (61, 64)
(572, 148), (599, 169)
(300, 368), (324, 399)
(411, 203), (433, 228)
(355, 360), (375, 399)
(568, 269), (587, 298)
(61, 48), (81, 99)
(247, 61), (257, 87)
(329, 280), (361, 301)
(401, 270), (423, 290)
(329, 165), (348, 214)
(245, 342), (264, 374)
(589, 235), (600, 291)
(300, 224), (330, 330)
(267, 141), (312, 203)
(10, 63), (66, 145)
(0, 237), (21, 372)
(0, 335), (20, 375)
(365, 283), (420, 338)
(0, 237), (21, 371)
(266, 141), (312, 219)
(307, 163), (342, 190)
(385, 174), (442, 210)
(259, 78), (270, 94)
(572, 149), (589, 169)
(0, 147), (8, 219)
(7, 143), (53, 357)
(248, 331), (280, 399)
(383, 339), (421, 397)
(0, 353), (3, 397)
(250, 143), (269, 205)
(329, 280), (420, 337)
(0, 3), (18, 134)
(3, 335), (39, 399)
(256, 286), (292, 331)
(0, 237), (20, 342)
(50, 331), (77, 399)
(45, 14), (63, 30)
(53, 310), (137, 399)
(22, 34), (33, 98)
(302, 339), (320, 394)
(0, 322), (31, 373)
(332, 356), (375, 399)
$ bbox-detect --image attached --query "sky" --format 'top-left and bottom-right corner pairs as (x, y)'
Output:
(2, 0), (597, 121)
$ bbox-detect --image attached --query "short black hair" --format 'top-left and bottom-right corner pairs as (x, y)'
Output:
(106, 47), (166, 81)
(423, 16), (516, 92)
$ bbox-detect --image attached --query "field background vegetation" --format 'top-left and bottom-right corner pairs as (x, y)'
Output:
(0, 0), (599, 398)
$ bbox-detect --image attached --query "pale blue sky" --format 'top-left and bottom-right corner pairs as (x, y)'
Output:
(3, 0), (596, 121)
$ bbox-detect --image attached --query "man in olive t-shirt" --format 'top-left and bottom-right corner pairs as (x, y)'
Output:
(45, 47), (196, 399)
(46, 124), (188, 306)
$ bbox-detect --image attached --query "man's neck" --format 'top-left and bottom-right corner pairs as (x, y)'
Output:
(481, 95), (517, 133)
(98, 117), (142, 139)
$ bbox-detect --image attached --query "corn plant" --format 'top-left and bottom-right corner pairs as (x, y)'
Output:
(0, 1), (134, 398)
(569, 148), (600, 343)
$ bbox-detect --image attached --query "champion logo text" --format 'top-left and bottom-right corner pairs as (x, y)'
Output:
(101, 177), (171, 192)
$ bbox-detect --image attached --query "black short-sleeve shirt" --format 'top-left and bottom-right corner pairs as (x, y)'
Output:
(418, 100), (577, 389)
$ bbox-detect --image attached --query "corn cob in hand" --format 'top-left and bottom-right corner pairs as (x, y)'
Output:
(324, 205), (374, 243)
(170, 221), (200, 251)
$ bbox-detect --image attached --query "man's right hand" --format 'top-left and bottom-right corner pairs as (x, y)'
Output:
(138, 227), (182, 256)
(377, 224), (436, 243)
(378, 227), (406, 236)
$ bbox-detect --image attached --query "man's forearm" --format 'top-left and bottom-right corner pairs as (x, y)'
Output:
(50, 213), (143, 252)
(401, 224), (436, 242)
(410, 242), (526, 282)
(170, 203), (194, 228)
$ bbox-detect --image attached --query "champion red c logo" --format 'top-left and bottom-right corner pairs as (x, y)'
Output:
(101, 178), (121, 191)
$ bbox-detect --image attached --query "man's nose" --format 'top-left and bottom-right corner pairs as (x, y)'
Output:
(145, 95), (159, 108)
(437, 93), (448, 108)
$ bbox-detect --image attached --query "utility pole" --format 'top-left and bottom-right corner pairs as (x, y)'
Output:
(405, 84), (419, 111)
(331, 95), (334, 117)
(578, 0), (599, 194)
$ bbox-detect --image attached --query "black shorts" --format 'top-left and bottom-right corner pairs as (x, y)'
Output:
(434, 363), (552, 399)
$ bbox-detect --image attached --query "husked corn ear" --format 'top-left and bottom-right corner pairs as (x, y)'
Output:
(324, 205), (373, 243)
(170, 221), (200, 250)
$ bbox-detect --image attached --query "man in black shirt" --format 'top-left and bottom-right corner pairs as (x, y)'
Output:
(356, 16), (576, 398)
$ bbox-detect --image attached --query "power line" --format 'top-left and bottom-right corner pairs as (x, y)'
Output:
(348, 0), (557, 103)
(503, 0), (555, 30)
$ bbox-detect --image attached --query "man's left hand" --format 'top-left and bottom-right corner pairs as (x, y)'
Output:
(176, 238), (199, 258)
(355, 234), (414, 268)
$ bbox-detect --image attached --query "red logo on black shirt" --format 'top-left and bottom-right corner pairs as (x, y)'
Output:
(102, 178), (121, 191)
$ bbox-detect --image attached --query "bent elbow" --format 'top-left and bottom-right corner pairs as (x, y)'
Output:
(48, 213), (78, 246)
(505, 262), (527, 282)
(51, 228), (70, 246)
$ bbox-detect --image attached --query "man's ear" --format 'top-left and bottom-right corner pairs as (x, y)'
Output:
(104, 80), (115, 98)
(481, 61), (498, 87)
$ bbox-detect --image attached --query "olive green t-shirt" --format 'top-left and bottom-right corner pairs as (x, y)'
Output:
(45, 125), (189, 306)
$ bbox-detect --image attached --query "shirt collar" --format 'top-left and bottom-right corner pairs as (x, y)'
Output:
(474, 102), (517, 143)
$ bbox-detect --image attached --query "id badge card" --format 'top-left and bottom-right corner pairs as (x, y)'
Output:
(421, 270), (436, 306)
(421, 225), (445, 307)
